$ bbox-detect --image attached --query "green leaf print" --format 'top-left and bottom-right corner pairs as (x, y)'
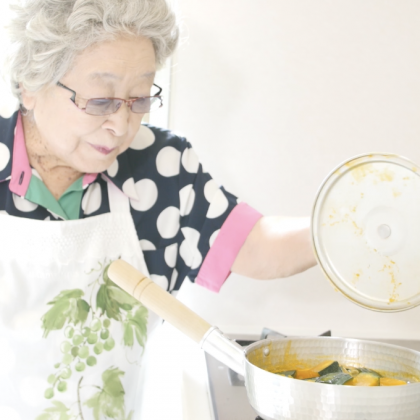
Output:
(96, 284), (123, 321)
(102, 263), (113, 284)
(96, 276), (141, 320)
(42, 289), (90, 337)
(38, 259), (149, 419)
(77, 299), (90, 324)
(123, 307), (148, 348)
(109, 286), (139, 309)
(35, 400), (72, 420)
(85, 367), (133, 420)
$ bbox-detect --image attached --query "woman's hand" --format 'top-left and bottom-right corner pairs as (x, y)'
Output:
(231, 216), (317, 280)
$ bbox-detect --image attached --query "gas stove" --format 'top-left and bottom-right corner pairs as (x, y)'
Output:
(204, 329), (332, 420)
(204, 329), (420, 420)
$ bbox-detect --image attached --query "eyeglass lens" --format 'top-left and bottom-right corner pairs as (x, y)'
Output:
(85, 96), (162, 116)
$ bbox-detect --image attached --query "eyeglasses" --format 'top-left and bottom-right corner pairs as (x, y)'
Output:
(57, 81), (163, 116)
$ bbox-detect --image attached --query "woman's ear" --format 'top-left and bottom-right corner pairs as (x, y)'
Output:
(19, 84), (36, 111)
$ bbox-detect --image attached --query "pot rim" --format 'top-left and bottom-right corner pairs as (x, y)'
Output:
(244, 335), (420, 388)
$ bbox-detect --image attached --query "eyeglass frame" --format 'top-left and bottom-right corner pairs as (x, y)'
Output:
(56, 81), (163, 115)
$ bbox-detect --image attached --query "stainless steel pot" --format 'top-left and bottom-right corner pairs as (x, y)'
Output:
(108, 260), (420, 420)
(244, 336), (420, 419)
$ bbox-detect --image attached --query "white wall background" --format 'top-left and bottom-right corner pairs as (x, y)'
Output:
(169, 0), (420, 339)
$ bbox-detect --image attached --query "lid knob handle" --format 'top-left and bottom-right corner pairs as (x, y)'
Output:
(378, 224), (391, 239)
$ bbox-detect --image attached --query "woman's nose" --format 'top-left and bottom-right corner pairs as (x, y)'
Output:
(104, 102), (130, 136)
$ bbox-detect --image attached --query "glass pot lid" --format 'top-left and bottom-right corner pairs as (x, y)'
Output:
(312, 153), (420, 312)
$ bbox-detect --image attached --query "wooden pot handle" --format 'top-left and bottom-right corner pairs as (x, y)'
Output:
(108, 259), (212, 343)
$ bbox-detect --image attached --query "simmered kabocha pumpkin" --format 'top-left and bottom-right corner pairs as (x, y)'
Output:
(316, 372), (352, 385)
(294, 369), (319, 380)
(313, 360), (342, 376)
(273, 361), (409, 386)
(380, 378), (407, 386)
(348, 372), (380, 386)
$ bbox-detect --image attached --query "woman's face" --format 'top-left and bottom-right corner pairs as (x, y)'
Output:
(22, 35), (156, 174)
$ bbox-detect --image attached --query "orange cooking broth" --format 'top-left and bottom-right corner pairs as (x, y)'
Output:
(380, 378), (407, 386)
(248, 341), (419, 384)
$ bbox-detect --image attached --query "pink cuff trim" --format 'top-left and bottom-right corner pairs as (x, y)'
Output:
(10, 112), (31, 197)
(196, 202), (263, 293)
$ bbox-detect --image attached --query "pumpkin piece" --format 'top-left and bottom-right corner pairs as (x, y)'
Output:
(294, 369), (319, 380)
(344, 378), (355, 386)
(312, 360), (335, 372)
(352, 372), (380, 386)
(312, 360), (342, 376)
(359, 367), (381, 378)
(316, 372), (352, 385)
(275, 370), (296, 378)
(380, 377), (407, 386)
(342, 366), (360, 377)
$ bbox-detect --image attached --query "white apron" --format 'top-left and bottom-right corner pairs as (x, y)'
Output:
(0, 181), (161, 420)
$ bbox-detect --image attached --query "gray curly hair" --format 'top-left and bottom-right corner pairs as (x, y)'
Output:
(6, 0), (179, 101)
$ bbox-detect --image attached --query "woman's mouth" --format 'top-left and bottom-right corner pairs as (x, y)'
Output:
(89, 144), (116, 155)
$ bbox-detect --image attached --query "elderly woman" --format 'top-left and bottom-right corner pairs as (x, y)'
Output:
(0, 0), (316, 418)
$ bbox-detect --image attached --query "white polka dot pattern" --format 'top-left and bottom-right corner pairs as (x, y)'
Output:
(81, 182), (102, 215)
(157, 207), (180, 239)
(179, 184), (195, 217)
(130, 125), (156, 150)
(207, 189), (229, 219)
(139, 239), (156, 251)
(107, 159), (119, 177)
(180, 227), (202, 269)
(122, 178), (138, 199)
(0, 99), (19, 119)
(151, 274), (169, 290)
(204, 179), (219, 203)
(130, 179), (158, 212)
(164, 243), (178, 268)
(209, 229), (220, 248)
(12, 194), (38, 213)
(170, 268), (178, 290)
(181, 147), (200, 173)
(0, 143), (10, 172)
(156, 147), (181, 177)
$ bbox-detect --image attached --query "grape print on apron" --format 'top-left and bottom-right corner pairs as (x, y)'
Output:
(0, 180), (161, 420)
